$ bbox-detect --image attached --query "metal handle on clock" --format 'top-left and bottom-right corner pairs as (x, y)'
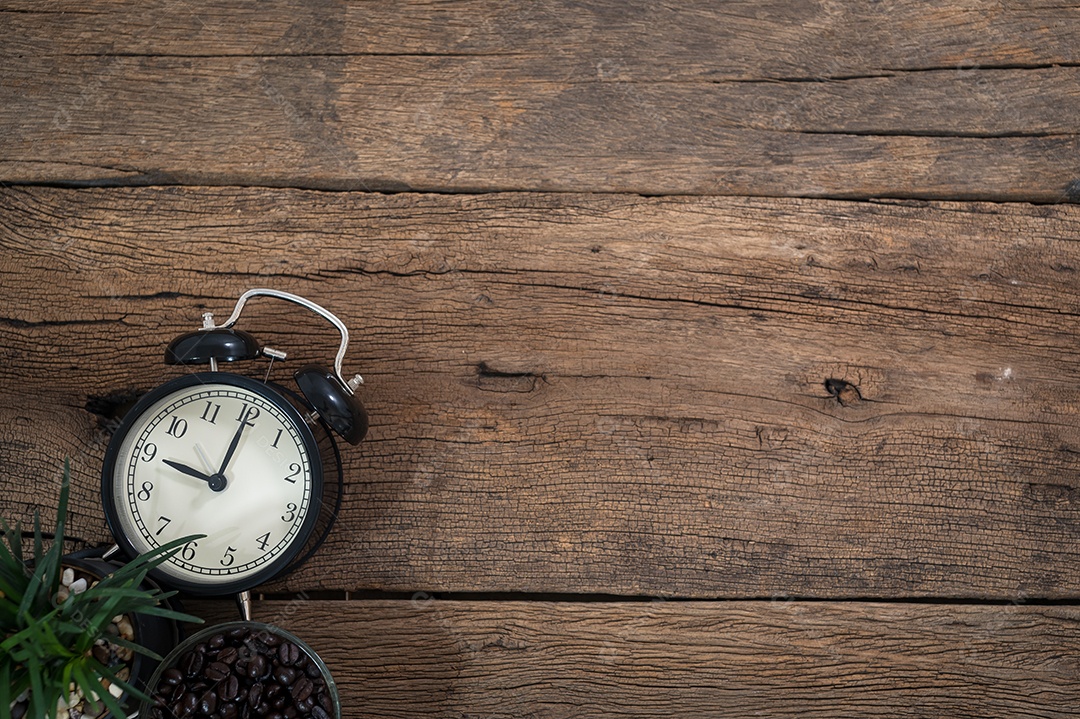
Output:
(204, 288), (362, 393)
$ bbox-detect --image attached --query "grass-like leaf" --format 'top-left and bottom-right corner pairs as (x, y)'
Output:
(2, 460), (205, 719)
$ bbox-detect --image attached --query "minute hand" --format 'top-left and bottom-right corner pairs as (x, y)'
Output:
(218, 410), (253, 476)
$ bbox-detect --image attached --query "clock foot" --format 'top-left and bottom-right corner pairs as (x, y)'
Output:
(236, 590), (253, 621)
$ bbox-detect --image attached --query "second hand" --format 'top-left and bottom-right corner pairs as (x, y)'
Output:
(194, 444), (216, 475)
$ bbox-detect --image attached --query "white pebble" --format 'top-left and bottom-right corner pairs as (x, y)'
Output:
(62, 568), (74, 586)
(108, 682), (123, 698)
(69, 578), (88, 594)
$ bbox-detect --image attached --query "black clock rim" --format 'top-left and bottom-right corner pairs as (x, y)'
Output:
(100, 372), (324, 596)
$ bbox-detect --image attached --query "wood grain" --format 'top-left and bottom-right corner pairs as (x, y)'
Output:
(1, 1), (1078, 198)
(184, 599), (1080, 718)
(2, 186), (1080, 599)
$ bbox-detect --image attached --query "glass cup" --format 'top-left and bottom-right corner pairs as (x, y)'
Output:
(137, 620), (341, 719)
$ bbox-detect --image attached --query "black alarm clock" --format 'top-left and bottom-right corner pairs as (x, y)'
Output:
(101, 289), (367, 596)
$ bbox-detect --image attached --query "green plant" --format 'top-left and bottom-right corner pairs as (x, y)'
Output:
(0, 460), (203, 719)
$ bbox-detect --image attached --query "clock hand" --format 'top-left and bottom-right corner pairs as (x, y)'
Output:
(162, 459), (215, 485)
(218, 408), (254, 477)
(164, 456), (228, 493)
(193, 443), (216, 474)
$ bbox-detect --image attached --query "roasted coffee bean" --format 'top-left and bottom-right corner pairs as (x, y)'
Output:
(154, 683), (174, 700)
(248, 682), (263, 708)
(205, 661), (231, 681)
(255, 701), (270, 715)
(218, 646), (240, 665)
(195, 642), (209, 655)
(274, 666), (298, 686)
(180, 649), (200, 677)
(182, 691), (199, 713)
(248, 653), (269, 679)
(272, 695), (287, 710)
(304, 662), (321, 678)
(297, 696), (315, 713)
(221, 703), (239, 719)
(262, 632), (283, 647)
(221, 674), (240, 702)
(209, 632), (226, 650)
(290, 677), (314, 703)
(311, 706), (331, 719)
(200, 692), (217, 715)
(162, 667), (184, 686)
(318, 691), (333, 712)
(227, 627), (247, 640)
(284, 708), (297, 719)
(278, 642), (300, 667)
(266, 713), (285, 719)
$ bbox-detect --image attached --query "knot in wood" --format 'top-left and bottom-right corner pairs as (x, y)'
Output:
(824, 377), (862, 406)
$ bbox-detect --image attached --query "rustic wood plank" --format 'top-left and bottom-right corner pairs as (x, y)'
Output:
(3, 187), (1080, 599)
(4, 0), (1080, 75)
(1, 2), (1078, 199)
(182, 599), (1080, 718)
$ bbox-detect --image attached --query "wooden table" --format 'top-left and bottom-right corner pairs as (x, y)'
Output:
(2, 2), (1080, 716)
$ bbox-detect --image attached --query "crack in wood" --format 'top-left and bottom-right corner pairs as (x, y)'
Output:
(473, 362), (546, 393)
(84, 388), (142, 432)
(0, 315), (125, 328)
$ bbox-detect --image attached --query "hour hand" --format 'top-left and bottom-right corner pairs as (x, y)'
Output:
(163, 459), (214, 485)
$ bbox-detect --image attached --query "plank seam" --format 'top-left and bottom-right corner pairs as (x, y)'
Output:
(3, 180), (1079, 205)
(258, 590), (1080, 606)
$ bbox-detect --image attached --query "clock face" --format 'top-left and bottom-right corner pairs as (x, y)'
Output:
(101, 373), (322, 595)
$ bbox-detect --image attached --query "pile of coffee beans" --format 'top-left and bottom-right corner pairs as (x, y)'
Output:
(147, 626), (335, 719)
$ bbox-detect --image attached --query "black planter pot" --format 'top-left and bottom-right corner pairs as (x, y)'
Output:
(60, 553), (185, 718)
